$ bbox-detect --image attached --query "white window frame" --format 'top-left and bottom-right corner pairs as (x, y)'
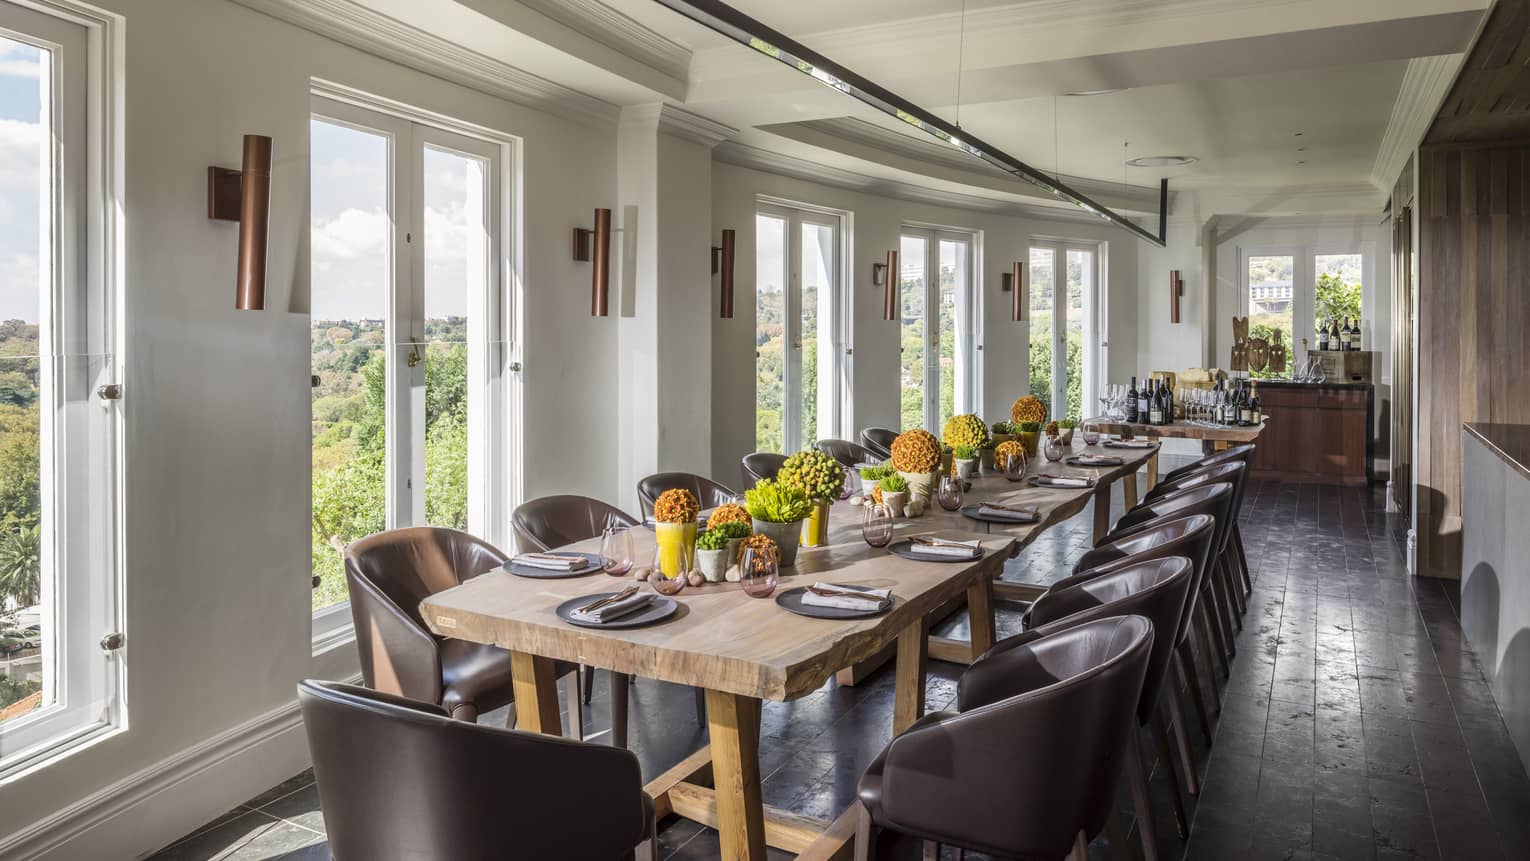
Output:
(1028, 239), (1103, 420)
(901, 224), (980, 431)
(0, 0), (125, 781)
(309, 82), (518, 649)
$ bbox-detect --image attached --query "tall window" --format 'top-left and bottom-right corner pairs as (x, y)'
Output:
(309, 94), (509, 630)
(1028, 243), (1098, 420)
(1239, 246), (1371, 379)
(754, 203), (843, 453)
(901, 228), (977, 431)
(1246, 253), (1294, 380)
(0, 0), (122, 774)
(1315, 253), (1363, 343)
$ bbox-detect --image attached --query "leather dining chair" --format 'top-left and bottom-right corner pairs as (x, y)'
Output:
(1024, 558), (1196, 858)
(298, 680), (656, 861)
(855, 616), (1153, 861)
(1156, 451), (1257, 602)
(344, 527), (584, 735)
(1162, 442), (1255, 484)
(1146, 461), (1251, 630)
(816, 439), (878, 469)
(739, 451), (788, 487)
(859, 427), (898, 460)
(636, 472), (736, 519)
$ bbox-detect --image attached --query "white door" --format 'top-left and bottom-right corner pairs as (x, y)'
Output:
(1028, 243), (1099, 421)
(900, 228), (976, 431)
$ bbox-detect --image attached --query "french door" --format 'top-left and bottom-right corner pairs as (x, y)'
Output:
(1028, 243), (1099, 421)
(754, 204), (843, 453)
(899, 228), (977, 432)
(309, 95), (509, 616)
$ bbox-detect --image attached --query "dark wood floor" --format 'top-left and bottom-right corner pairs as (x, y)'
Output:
(153, 468), (1530, 860)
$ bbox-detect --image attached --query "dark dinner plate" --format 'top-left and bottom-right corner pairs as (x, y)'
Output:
(775, 585), (892, 619)
(504, 551), (604, 579)
(554, 592), (680, 629)
(1065, 455), (1123, 467)
(960, 503), (1039, 524)
(887, 537), (983, 563)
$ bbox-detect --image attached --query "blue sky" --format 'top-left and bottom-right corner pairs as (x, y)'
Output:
(0, 36), (42, 327)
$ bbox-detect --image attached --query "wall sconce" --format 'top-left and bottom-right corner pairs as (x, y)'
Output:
(1169, 269), (1185, 323)
(1010, 261), (1026, 322)
(207, 134), (272, 311)
(712, 228), (736, 318)
(881, 250), (898, 321)
(871, 261), (887, 286)
(573, 208), (612, 316)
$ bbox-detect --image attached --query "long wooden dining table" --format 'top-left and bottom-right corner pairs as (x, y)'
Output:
(419, 438), (1159, 860)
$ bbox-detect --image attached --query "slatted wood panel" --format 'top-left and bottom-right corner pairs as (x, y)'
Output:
(1391, 158), (1414, 518)
(1417, 141), (1530, 578)
(1426, 0), (1530, 144)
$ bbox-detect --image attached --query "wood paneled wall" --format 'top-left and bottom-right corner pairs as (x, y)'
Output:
(1416, 142), (1530, 577)
(1391, 159), (1415, 518)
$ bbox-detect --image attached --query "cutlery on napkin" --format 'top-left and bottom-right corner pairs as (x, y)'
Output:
(1106, 439), (1156, 448)
(908, 536), (982, 558)
(976, 502), (1040, 521)
(802, 583), (891, 611)
(1036, 474), (1092, 488)
(1073, 454), (1123, 466)
(515, 552), (584, 570)
(571, 586), (654, 623)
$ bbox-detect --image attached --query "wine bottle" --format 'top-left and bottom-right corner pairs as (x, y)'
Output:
(1165, 382), (1175, 424)
(1350, 317), (1361, 351)
(1330, 319), (1340, 350)
(1342, 317), (1353, 351)
(1148, 380), (1163, 425)
(1137, 378), (1150, 424)
(1318, 321), (1330, 351)
(1250, 381), (1262, 425)
(1125, 377), (1139, 423)
(1239, 382), (1253, 425)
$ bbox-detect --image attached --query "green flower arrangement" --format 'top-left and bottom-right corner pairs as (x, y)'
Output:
(745, 479), (814, 523)
(859, 463), (894, 480)
(1058, 419), (1078, 430)
(1019, 420), (1042, 433)
(952, 444), (976, 460)
(979, 438), (997, 450)
(778, 449), (846, 501)
(699, 520), (750, 551)
(942, 414), (988, 451)
(880, 473), (909, 493)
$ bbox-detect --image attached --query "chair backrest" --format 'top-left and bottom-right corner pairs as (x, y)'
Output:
(512, 495), (639, 552)
(1147, 460), (1246, 557)
(816, 439), (877, 469)
(1068, 514), (1216, 645)
(299, 680), (648, 861)
(1163, 442), (1254, 484)
(636, 472), (736, 518)
(1114, 481), (1233, 540)
(739, 451), (788, 487)
(860, 427), (898, 460)
(878, 616), (1151, 858)
(1027, 557), (1195, 724)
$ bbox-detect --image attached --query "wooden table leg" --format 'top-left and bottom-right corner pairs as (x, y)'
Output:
(1092, 482), (1113, 543)
(1213, 438), (1229, 452)
(508, 651), (563, 736)
(894, 617), (929, 734)
(966, 577), (995, 659)
(1122, 471), (1140, 510)
(705, 689), (767, 861)
(1146, 450), (1160, 493)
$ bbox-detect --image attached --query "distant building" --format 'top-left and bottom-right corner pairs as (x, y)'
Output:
(1250, 280), (1292, 314)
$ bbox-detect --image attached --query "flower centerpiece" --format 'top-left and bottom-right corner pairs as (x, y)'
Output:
(697, 521), (751, 583)
(879, 473), (910, 518)
(952, 445), (978, 480)
(858, 463), (894, 495)
(1056, 418), (1077, 445)
(744, 479), (813, 566)
(1011, 395), (1048, 427)
(779, 449), (847, 547)
(1017, 420), (1042, 457)
(991, 421), (1017, 446)
(890, 428), (942, 503)
(706, 503), (750, 531)
(978, 438), (998, 473)
(943, 414), (987, 480)
(652, 488), (700, 577)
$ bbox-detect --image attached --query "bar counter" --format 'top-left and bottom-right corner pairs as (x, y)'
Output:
(1246, 380), (1373, 486)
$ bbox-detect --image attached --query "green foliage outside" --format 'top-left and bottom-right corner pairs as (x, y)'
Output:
(1316, 272), (1362, 324)
(0, 321), (42, 720)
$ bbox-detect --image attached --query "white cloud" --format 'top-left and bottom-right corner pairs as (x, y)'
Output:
(0, 117), (41, 323)
(0, 59), (40, 79)
(311, 207), (389, 261)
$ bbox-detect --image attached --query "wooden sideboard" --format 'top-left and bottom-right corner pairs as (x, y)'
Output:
(1248, 381), (1372, 486)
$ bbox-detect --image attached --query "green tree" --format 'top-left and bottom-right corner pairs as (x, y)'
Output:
(0, 524), (41, 607)
(1316, 272), (1361, 322)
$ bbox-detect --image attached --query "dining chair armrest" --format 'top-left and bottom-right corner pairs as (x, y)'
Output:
(479, 727), (651, 852)
(346, 572), (443, 704)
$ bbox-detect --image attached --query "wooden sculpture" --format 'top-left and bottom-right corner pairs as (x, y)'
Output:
(1248, 336), (1269, 372)
(1230, 316), (1249, 372)
(1269, 330), (1287, 374)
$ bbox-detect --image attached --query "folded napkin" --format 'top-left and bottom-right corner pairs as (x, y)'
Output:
(1105, 439), (1156, 449)
(515, 553), (583, 570)
(1036, 475), (1092, 488)
(1073, 454), (1123, 466)
(570, 591), (655, 624)
(802, 583), (891, 612)
(908, 536), (982, 558)
(977, 503), (1039, 522)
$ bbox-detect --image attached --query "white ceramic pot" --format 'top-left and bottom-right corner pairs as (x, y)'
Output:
(898, 470), (940, 503)
(955, 458), (977, 480)
(724, 537), (745, 581)
(881, 490), (909, 518)
(697, 547), (730, 583)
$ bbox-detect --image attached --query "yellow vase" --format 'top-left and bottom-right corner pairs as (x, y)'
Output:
(800, 499), (831, 547)
(654, 521), (697, 577)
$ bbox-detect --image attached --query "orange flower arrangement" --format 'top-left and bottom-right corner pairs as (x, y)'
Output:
(706, 503), (750, 530)
(890, 428), (942, 473)
(1010, 395), (1048, 426)
(1045, 420), (1060, 437)
(741, 532), (779, 561)
(653, 488), (700, 523)
(994, 440), (1026, 466)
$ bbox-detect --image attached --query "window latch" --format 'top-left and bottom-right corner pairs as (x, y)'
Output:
(100, 632), (124, 652)
(97, 383), (122, 400)
(508, 361), (522, 373)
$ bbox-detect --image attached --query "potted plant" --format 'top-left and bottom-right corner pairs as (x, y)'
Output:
(697, 521), (751, 583)
(779, 449), (847, 547)
(858, 463), (893, 495)
(879, 473), (910, 518)
(978, 438), (998, 472)
(1016, 421), (1042, 458)
(1057, 418), (1077, 445)
(995, 440), (1028, 480)
(745, 479), (813, 566)
(706, 502), (751, 531)
(652, 488), (699, 577)
(952, 445), (978, 480)
(1010, 394), (1049, 428)
(943, 414), (987, 480)
(890, 428), (942, 503)
(991, 421), (1016, 446)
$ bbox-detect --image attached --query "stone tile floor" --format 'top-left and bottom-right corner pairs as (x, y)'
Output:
(153, 468), (1530, 860)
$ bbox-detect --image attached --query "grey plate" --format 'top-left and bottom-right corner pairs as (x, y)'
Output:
(1065, 455), (1123, 467)
(1028, 476), (1097, 489)
(554, 592), (680, 629)
(960, 504), (1039, 524)
(887, 538), (983, 563)
(504, 551), (604, 579)
(776, 586), (892, 619)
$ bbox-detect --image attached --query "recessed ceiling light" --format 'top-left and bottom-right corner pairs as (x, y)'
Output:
(1125, 155), (1198, 167)
(1064, 88), (1125, 96)
(1294, 132), (1304, 137)
(1297, 160), (1306, 165)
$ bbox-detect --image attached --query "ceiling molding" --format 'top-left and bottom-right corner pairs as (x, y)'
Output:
(1371, 53), (1463, 188)
(515, 0), (692, 81)
(232, 0), (619, 127)
(622, 102), (737, 147)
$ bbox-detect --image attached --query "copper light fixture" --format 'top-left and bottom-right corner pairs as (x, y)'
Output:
(573, 208), (613, 316)
(1169, 269), (1185, 323)
(1011, 261), (1026, 322)
(882, 249), (898, 321)
(712, 229), (736, 318)
(208, 134), (273, 310)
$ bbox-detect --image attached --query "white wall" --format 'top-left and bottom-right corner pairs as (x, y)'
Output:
(0, 0), (620, 856)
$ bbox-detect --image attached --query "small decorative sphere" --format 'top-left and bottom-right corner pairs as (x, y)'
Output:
(634, 567), (651, 581)
(686, 572), (704, 587)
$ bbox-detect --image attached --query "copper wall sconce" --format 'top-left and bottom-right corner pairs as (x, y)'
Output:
(207, 134), (273, 311)
(573, 208), (612, 316)
(881, 249), (898, 321)
(1010, 261), (1026, 322)
(712, 228), (736, 318)
(1169, 269), (1185, 323)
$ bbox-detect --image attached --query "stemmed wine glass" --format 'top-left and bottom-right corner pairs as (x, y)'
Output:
(862, 502), (894, 547)
(601, 526), (634, 577)
(648, 542), (690, 596)
(739, 543), (779, 598)
(937, 475), (964, 511)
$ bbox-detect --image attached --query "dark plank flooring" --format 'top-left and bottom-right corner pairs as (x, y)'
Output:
(152, 469), (1530, 860)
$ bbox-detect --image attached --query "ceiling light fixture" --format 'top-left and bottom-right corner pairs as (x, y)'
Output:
(1064, 88), (1125, 96)
(1125, 155), (1198, 168)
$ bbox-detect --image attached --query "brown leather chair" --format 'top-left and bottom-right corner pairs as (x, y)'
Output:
(860, 427), (898, 460)
(739, 451), (787, 486)
(855, 616), (1153, 861)
(1025, 558), (1197, 855)
(816, 439), (878, 469)
(1153, 455), (1255, 604)
(636, 472), (736, 519)
(344, 526), (582, 732)
(298, 680), (655, 861)
(511, 495), (640, 553)
(1145, 461), (1250, 642)
(1162, 442), (1254, 484)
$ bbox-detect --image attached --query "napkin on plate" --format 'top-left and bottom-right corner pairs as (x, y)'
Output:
(1036, 475), (1092, 488)
(977, 502), (1039, 522)
(1073, 454), (1123, 466)
(801, 583), (891, 612)
(1106, 439), (1156, 449)
(907, 536), (982, 558)
(570, 591), (655, 623)
(514, 552), (584, 570)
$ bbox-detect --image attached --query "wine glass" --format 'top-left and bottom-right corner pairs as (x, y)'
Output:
(937, 475), (964, 511)
(739, 543), (779, 598)
(600, 526), (634, 577)
(649, 542), (690, 596)
(863, 502), (895, 547)
(1002, 451), (1028, 482)
(1081, 421), (1101, 446)
(1043, 435), (1066, 463)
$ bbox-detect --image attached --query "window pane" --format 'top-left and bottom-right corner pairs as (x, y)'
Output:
(899, 235), (927, 431)
(1063, 250), (1090, 421)
(1028, 248), (1055, 415)
(310, 119), (389, 611)
(421, 146), (484, 531)
(1247, 255), (1293, 380)
(754, 215), (786, 453)
(0, 36), (48, 726)
(938, 239), (968, 425)
(801, 222), (833, 447)
(1315, 253), (1363, 345)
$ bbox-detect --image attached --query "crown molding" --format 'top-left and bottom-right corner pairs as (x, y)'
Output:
(1371, 53), (1462, 189)
(515, 0), (692, 81)
(622, 103), (737, 147)
(232, 0), (619, 127)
